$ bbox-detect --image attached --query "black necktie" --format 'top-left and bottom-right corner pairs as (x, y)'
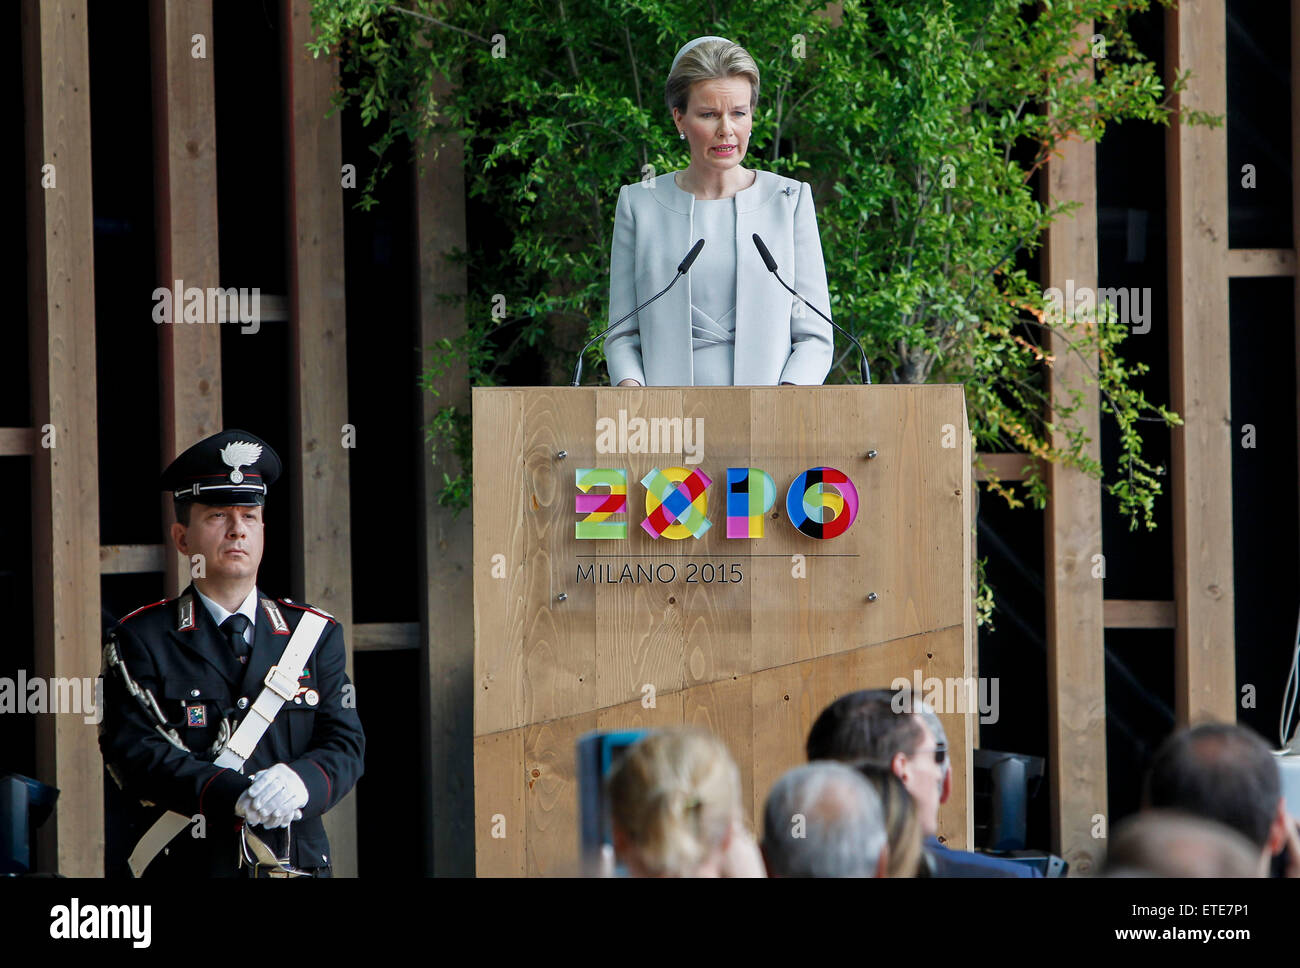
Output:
(221, 613), (251, 664)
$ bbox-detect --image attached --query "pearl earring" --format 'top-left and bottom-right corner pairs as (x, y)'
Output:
(679, 131), (685, 139)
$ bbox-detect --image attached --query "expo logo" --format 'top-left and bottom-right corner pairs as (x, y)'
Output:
(574, 466), (859, 541)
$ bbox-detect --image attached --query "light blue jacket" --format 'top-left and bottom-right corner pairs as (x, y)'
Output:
(604, 169), (834, 387)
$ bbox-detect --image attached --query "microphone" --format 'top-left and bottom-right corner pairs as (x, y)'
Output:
(572, 239), (705, 387)
(752, 233), (871, 385)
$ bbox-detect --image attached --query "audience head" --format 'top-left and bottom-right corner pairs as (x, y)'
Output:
(761, 761), (888, 877)
(857, 761), (924, 876)
(1104, 810), (1263, 877)
(806, 688), (950, 836)
(1143, 721), (1288, 874)
(605, 727), (742, 877)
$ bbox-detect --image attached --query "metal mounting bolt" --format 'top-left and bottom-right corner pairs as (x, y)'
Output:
(556, 450), (568, 460)
(556, 592), (568, 602)
(866, 592), (878, 602)
(866, 449), (878, 459)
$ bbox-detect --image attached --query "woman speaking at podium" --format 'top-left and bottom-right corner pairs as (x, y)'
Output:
(605, 36), (835, 388)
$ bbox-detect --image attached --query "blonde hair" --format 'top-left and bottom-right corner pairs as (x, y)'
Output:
(859, 764), (924, 877)
(606, 728), (742, 877)
(664, 39), (760, 115)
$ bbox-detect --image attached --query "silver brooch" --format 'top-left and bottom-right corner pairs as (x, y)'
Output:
(782, 186), (795, 196)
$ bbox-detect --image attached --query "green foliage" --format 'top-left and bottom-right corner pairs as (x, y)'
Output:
(309, 0), (1217, 614)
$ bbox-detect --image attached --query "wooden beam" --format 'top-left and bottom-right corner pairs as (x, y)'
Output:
(1166, 0), (1237, 725)
(415, 70), (476, 876)
(354, 622), (420, 651)
(1103, 599), (1177, 629)
(22, 0), (103, 877)
(974, 452), (1040, 482)
(256, 293), (288, 322)
(150, 0), (223, 596)
(0, 428), (37, 455)
(99, 544), (168, 575)
(1226, 248), (1296, 277)
(1040, 20), (1107, 876)
(282, 0), (357, 877)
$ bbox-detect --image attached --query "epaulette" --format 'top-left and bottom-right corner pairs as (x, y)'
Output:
(118, 598), (169, 624)
(278, 598), (336, 623)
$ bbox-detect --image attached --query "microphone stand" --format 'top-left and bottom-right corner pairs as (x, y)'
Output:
(572, 240), (705, 387)
(751, 233), (872, 385)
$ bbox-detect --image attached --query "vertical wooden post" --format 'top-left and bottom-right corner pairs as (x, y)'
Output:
(282, 0), (357, 875)
(1041, 20), (1107, 874)
(151, 0), (223, 593)
(414, 75), (476, 876)
(1165, 0), (1237, 725)
(22, 0), (103, 876)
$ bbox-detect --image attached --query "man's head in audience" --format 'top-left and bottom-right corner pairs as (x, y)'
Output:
(1143, 721), (1290, 876)
(805, 688), (949, 837)
(1104, 810), (1263, 877)
(761, 761), (889, 877)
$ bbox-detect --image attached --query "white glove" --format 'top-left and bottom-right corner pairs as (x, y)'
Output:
(234, 788), (278, 827)
(245, 764), (308, 829)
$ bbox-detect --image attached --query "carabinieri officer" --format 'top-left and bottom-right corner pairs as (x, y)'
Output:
(99, 429), (365, 877)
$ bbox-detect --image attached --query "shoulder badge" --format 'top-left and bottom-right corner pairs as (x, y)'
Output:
(176, 592), (196, 632)
(260, 598), (290, 635)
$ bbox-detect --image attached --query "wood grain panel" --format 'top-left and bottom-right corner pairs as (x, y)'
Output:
(523, 390), (598, 725)
(473, 729), (525, 876)
(680, 389), (752, 686)
(473, 388), (527, 735)
(523, 709), (599, 877)
(594, 389), (687, 710)
(473, 387), (973, 870)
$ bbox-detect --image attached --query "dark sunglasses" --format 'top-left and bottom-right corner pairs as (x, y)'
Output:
(918, 743), (947, 766)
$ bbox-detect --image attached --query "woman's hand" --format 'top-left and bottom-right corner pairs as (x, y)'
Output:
(618, 379), (643, 387)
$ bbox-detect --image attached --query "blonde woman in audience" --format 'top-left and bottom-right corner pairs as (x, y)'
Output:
(858, 762), (925, 877)
(606, 727), (765, 877)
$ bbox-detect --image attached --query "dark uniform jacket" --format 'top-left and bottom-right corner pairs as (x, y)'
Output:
(99, 584), (365, 876)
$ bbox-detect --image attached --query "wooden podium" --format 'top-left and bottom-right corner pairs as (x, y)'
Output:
(471, 385), (973, 876)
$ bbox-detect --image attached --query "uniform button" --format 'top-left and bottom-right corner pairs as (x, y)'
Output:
(237, 697), (249, 709)
(190, 689), (200, 698)
(323, 854), (328, 863)
(293, 697), (302, 704)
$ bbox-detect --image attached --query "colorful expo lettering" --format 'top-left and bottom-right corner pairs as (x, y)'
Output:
(574, 466), (859, 541)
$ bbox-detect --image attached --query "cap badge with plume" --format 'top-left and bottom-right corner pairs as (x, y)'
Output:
(220, 440), (263, 485)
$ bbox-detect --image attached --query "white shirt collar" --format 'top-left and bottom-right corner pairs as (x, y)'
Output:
(193, 585), (259, 643)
